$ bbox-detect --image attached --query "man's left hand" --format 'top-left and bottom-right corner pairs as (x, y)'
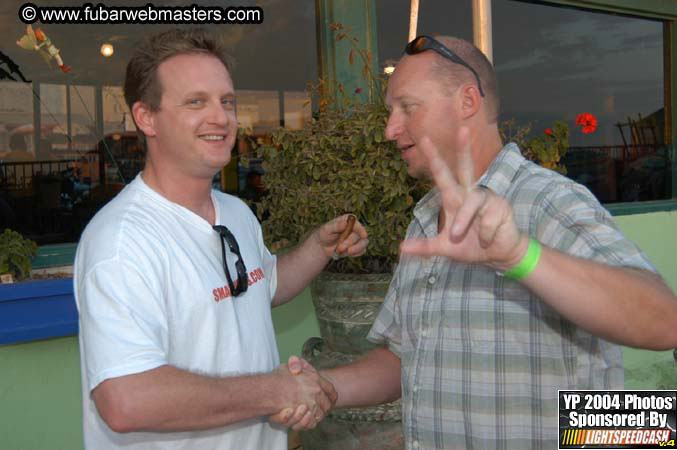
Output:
(400, 128), (528, 272)
(316, 214), (369, 260)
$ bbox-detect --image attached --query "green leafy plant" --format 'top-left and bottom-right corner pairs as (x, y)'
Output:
(500, 119), (570, 174)
(252, 23), (428, 274)
(0, 229), (38, 281)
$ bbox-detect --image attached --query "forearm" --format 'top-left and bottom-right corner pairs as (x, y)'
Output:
(322, 347), (401, 408)
(522, 245), (677, 350)
(93, 365), (286, 433)
(273, 230), (330, 307)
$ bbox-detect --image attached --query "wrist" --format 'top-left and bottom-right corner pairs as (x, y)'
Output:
(312, 228), (333, 260)
(501, 237), (542, 280)
(319, 369), (336, 387)
(319, 369), (340, 407)
(267, 370), (292, 413)
(494, 235), (529, 272)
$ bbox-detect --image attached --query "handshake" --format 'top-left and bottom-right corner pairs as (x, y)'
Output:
(269, 355), (337, 431)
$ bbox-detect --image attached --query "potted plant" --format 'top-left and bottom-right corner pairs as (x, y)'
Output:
(0, 229), (77, 345)
(252, 27), (427, 352)
(0, 228), (38, 283)
(250, 23), (427, 449)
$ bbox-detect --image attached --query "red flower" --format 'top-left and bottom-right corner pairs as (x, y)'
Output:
(354, 87), (363, 94)
(545, 128), (552, 136)
(575, 112), (597, 134)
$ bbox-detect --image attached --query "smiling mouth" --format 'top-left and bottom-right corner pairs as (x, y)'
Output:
(199, 135), (226, 141)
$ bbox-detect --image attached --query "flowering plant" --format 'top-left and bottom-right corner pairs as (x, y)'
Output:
(500, 119), (570, 174)
(576, 112), (598, 134)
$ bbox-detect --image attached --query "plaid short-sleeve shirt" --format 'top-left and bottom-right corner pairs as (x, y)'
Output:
(368, 143), (657, 450)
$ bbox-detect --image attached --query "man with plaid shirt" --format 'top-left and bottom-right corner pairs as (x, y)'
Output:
(274, 35), (677, 449)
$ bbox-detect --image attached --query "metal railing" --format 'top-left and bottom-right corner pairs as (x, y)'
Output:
(565, 144), (666, 166)
(0, 159), (77, 191)
(563, 144), (670, 203)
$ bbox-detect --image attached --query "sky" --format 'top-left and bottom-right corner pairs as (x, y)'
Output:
(0, 0), (665, 147)
(376, 0), (664, 147)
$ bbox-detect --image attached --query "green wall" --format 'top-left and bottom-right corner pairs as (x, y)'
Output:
(273, 287), (321, 364)
(615, 212), (677, 391)
(616, 211), (677, 290)
(1, 212), (675, 450)
(0, 336), (82, 450)
(0, 292), (321, 450)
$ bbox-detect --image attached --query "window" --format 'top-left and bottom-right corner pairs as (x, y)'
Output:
(377, 0), (672, 205)
(0, 0), (316, 244)
(494, 0), (669, 203)
(377, 0), (472, 72)
(283, 91), (312, 130)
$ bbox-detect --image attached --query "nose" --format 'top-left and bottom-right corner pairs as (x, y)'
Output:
(207, 100), (232, 126)
(384, 110), (402, 141)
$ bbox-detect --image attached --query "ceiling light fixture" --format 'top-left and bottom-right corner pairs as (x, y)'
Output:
(100, 43), (114, 57)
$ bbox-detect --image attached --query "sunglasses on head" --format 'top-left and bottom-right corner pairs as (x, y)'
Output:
(405, 35), (485, 97)
(213, 225), (248, 297)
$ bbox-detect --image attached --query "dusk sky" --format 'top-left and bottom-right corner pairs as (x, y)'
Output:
(0, 0), (664, 147)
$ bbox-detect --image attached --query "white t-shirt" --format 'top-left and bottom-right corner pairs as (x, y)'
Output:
(74, 174), (285, 450)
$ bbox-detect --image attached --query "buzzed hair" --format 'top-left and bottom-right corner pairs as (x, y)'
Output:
(430, 36), (499, 124)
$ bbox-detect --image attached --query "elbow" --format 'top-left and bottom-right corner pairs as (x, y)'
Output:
(92, 382), (141, 433)
(628, 326), (677, 351)
(102, 411), (135, 434)
(98, 399), (137, 433)
(646, 311), (677, 350)
(636, 342), (676, 352)
(383, 383), (402, 405)
(647, 330), (677, 351)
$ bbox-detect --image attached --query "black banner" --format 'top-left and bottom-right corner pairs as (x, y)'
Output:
(559, 391), (676, 448)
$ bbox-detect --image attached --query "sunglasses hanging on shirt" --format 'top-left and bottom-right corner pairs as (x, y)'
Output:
(212, 225), (248, 297)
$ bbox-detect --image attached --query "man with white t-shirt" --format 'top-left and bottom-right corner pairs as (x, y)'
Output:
(74, 28), (368, 450)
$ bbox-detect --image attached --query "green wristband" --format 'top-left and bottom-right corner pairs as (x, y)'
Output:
(503, 238), (541, 280)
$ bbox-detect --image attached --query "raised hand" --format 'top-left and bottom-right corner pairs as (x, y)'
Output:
(316, 213), (369, 260)
(400, 128), (528, 272)
(270, 356), (337, 430)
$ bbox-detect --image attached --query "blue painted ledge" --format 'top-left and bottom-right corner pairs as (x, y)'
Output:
(0, 278), (77, 345)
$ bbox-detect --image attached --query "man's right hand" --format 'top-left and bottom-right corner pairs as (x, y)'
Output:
(270, 356), (336, 430)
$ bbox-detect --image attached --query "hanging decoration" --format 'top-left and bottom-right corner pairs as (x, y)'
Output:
(16, 25), (71, 73)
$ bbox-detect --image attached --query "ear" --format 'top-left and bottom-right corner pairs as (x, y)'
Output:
(132, 101), (156, 138)
(457, 83), (482, 120)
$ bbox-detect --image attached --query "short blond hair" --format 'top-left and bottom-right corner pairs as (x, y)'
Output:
(124, 28), (233, 113)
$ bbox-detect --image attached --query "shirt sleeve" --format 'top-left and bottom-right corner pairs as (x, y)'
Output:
(534, 181), (657, 273)
(78, 258), (168, 392)
(367, 266), (403, 357)
(252, 211), (277, 302)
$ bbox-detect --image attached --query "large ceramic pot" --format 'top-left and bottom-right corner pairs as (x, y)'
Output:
(310, 272), (391, 354)
(299, 272), (404, 450)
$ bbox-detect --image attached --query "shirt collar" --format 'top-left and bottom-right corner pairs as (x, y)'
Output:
(412, 188), (441, 239)
(411, 142), (524, 235)
(477, 142), (524, 197)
